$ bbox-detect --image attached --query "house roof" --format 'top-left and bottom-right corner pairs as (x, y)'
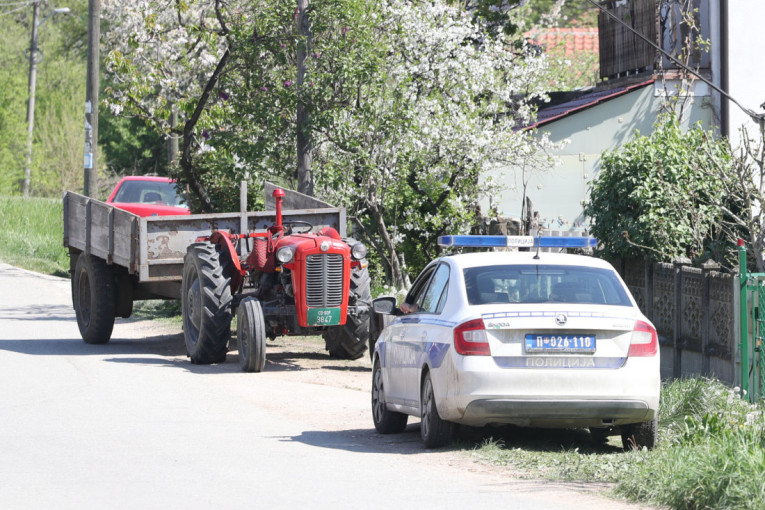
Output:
(525, 27), (599, 56)
(528, 79), (655, 129)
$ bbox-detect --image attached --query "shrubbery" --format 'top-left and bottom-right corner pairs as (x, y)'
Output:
(584, 118), (735, 264)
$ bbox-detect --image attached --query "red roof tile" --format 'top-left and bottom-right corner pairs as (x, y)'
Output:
(525, 27), (599, 57)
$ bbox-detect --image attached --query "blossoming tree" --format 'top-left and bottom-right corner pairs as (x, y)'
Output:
(101, 0), (554, 287)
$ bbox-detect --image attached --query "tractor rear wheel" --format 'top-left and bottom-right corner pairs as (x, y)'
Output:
(182, 242), (233, 364)
(237, 297), (266, 372)
(323, 266), (371, 360)
(73, 254), (116, 344)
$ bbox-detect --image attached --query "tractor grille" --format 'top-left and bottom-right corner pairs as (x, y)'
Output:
(305, 254), (344, 307)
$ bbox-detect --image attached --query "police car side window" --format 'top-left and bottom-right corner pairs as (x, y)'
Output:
(421, 263), (450, 314)
(404, 265), (437, 313)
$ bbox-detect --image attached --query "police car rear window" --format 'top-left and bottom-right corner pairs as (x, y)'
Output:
(463, 265), (632, 306)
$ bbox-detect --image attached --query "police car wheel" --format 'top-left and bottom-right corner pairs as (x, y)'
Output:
(420, 372), (453, 448)
(372, 360), (408, 434)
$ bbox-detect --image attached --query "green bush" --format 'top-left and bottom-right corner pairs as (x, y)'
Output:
(585, 118), (734, 263)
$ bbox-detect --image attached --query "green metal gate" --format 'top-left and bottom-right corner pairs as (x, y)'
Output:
(738, 241), (765, 402)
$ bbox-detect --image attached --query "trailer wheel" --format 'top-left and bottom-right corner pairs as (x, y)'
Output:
(323, 266), (371, 360)
(73, 254), (116, 345)
(182, 242), (233, 364)
(237, 297), (266, 372)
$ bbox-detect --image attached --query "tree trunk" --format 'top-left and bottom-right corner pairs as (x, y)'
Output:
(365, 186), (410, 289)
(296, 0), (313, 196)
(179, 48), (231, 213)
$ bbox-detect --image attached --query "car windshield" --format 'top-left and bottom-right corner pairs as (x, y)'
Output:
(463, 264), (632, 306)
(113, 180), (188, 207)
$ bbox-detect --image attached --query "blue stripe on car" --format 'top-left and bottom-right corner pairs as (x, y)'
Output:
(396, 316), (458, 328)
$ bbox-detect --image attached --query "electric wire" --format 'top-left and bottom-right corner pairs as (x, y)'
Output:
(0, 4), (30, 15)
(583, 0), (764, 122)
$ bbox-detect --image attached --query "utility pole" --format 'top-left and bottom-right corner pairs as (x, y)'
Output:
(23, 0), (41, 197)
(84, 0), (100, 197)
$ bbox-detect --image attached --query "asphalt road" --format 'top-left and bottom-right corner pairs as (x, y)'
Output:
(0, 263), (656, 509)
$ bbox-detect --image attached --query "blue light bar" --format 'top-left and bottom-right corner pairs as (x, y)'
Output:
(437, 235), (597, 249)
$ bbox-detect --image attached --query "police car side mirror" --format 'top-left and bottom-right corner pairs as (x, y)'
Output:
(373, 296), (401, 315)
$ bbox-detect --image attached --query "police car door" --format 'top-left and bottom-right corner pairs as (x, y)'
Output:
(400, 262), (450, 408)
(387, 264), (436, 409)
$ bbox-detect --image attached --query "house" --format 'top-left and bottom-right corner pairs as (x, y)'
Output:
(487, 0), (765, 231)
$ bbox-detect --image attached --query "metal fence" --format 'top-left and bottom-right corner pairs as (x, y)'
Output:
(614, 258), (737, 385)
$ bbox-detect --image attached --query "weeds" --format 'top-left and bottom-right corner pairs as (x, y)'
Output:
(468, 377), (765, 509)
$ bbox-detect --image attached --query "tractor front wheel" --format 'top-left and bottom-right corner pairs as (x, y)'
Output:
(73, 254), (116, 345)
(182, 242), (233, 364)
(237, 297), (266, 372)
(323, 266), (371, 360)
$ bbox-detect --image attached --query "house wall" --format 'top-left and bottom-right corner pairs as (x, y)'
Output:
(724, 2), (765, 143)
(487, 83), (713, 230)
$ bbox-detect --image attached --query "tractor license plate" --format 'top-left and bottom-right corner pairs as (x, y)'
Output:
(307, 307), (342, 326)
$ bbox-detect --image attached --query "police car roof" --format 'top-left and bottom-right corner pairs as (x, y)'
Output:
(442, 250), (616, 270)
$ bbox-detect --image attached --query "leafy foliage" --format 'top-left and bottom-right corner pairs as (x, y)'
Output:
(584, 118), (734, 263)
(0, 20), (28, 195)
(0, 2), (94, 197)
(100, 0), (555, 287)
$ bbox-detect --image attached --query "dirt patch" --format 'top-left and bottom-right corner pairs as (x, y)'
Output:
(258, 334), (373, 391)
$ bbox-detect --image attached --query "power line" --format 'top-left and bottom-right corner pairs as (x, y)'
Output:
(0, 4), (30, 15)
(584, 0), (765, 123)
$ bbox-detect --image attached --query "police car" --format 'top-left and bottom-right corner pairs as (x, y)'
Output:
(370, 235), (660, 449)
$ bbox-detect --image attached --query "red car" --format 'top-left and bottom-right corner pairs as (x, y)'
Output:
(106, 176), (190, 217)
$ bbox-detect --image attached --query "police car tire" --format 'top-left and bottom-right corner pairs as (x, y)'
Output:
(420, 372), (454, 448)
(237, 297), (266, 372)
(324, 266), (371, 360)
(182, 242), (233, 364)
(73, 253), (116, 345)
(621, 417), (657, 450)
(372, 360), (408, 434)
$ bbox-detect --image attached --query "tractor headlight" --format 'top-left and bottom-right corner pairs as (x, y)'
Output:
(351, 242), (368, 260)
(276, 246), (294, 264)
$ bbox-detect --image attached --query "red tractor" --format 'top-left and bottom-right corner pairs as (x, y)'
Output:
(181, 188), (371, 372)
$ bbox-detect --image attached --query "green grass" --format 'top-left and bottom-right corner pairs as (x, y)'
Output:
(467, 377), (765, 509)
(0, 195), (69, 276)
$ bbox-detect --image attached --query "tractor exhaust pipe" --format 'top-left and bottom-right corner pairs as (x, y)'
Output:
(271, 188), (285, 235)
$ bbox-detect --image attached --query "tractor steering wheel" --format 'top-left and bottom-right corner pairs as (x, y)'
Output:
(283, 220), (313, 234)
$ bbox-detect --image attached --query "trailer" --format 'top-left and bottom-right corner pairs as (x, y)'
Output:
(63, 183), (371, 370)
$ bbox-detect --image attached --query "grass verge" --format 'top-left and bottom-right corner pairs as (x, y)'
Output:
(467, 377), (764, 509)
(0, 195), (69, 276)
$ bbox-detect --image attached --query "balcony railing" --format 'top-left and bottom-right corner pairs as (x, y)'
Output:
(598, 0), (710, 81)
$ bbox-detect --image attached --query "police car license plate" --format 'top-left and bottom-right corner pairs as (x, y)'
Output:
(525, 334), (596, 353)
(307, 307), (341, 326)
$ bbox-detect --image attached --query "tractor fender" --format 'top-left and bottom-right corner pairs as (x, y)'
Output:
(209, 231), (244, 292)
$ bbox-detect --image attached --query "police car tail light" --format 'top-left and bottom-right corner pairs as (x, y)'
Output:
(628, 320), (658, 357)
(454, 319), (490, 356)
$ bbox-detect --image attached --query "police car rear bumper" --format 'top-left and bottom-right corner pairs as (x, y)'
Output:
(459, 398), (654, 428)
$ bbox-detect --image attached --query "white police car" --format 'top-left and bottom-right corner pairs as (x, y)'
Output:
(371, 235), (660, 449)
